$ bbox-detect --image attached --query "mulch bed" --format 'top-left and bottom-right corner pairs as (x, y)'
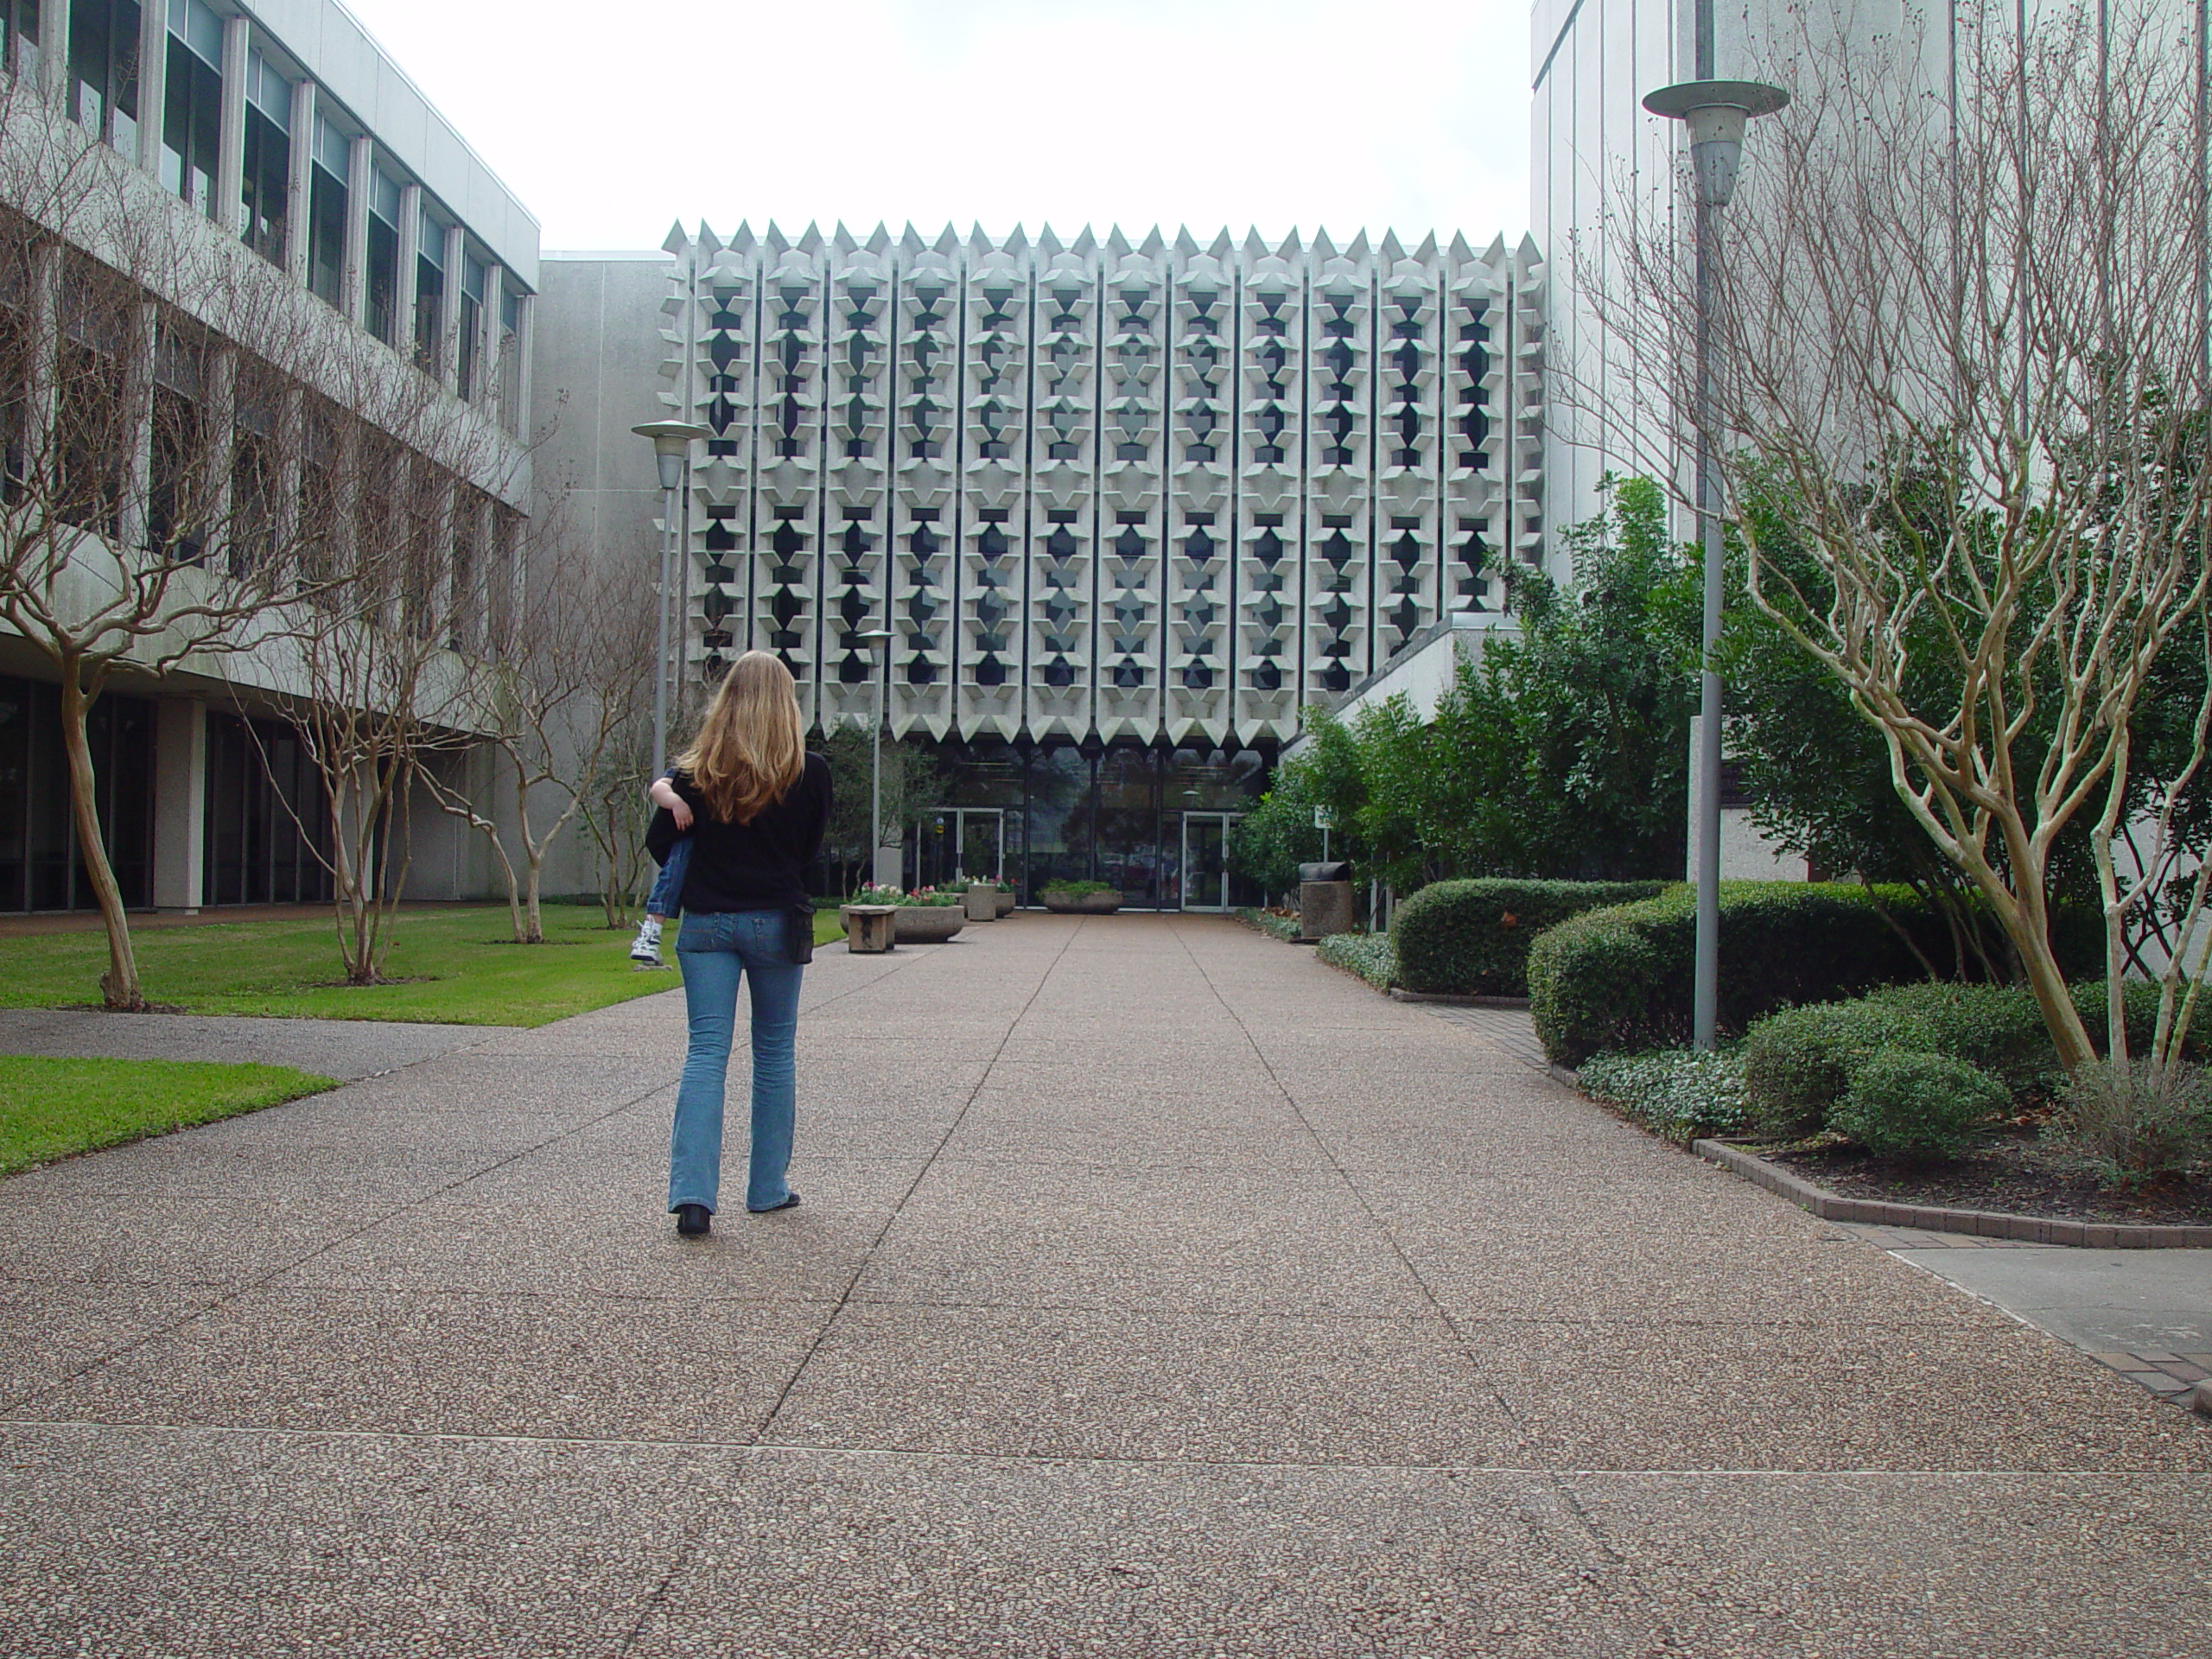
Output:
(1762, 1126), (2212, 1227)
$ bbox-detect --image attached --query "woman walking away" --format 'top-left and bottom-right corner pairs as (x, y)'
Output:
(646, 651), (832, 1238)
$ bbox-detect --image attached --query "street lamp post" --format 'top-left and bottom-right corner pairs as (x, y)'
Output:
(630, 421), (715, 779)
(1640, 79), (1789, 1052)
(857, 626), (893, 887)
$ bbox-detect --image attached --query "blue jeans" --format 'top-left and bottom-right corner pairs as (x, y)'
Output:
(645, 836), (691, 918)
(669, 908), (803, 1215)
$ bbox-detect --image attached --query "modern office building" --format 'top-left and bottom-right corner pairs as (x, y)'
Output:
(537, 223), (1547, 905)
(0, 0), (537, 914)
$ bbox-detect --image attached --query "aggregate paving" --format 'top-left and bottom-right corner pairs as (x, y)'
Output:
(2, 911), (2207, 1656)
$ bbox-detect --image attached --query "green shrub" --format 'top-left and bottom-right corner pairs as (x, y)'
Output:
(1740, 1001), (1938, 1136)
(1578, 1047), (1751, 1142)
(1830, 1051), (2007, 1160)
(1236, 907), (1302, 943)
(1862, 979), (2207, 1102)
(2050, 1059), (2212, 1185)
(1316, 931), (1395, 988)
(1528, 882), (1943, 1066)
(1389, 879), (1665, 996)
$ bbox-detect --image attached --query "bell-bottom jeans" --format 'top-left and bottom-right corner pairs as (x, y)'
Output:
(669, 908), (802, 1215)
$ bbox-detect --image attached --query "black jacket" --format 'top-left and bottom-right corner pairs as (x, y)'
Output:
(645, 753), (832, 913)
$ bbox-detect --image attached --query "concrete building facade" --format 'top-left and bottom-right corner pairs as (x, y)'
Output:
(0, 0), (537, 914)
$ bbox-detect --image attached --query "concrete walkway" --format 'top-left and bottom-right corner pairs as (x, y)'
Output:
(0, 914), (2206, 1656)
(0, 1007), (517, 1079)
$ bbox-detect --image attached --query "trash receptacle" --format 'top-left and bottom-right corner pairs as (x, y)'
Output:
(1297, 861), (1355, 942)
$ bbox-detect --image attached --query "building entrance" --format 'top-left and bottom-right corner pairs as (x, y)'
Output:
(1176, 812), (1242, 912)
(913, 807), (1005, 892)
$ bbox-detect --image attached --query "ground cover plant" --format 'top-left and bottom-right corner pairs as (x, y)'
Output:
(0, 906), (683, 1026)
(1236, 907), (1302, 943)
(1315, 931), (1395, 989)
(0, 1056), (337, 1175)
(1577, 1047), (1750, 1142)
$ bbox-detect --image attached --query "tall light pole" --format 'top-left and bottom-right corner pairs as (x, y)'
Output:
(630, 420), (715, 778)
(857, 626), (893, 887)
(1641, 79), (1789, 1050)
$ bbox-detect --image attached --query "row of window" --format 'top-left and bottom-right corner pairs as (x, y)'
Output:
(0, 229), (522, 655)
(8, 0), (525, 416)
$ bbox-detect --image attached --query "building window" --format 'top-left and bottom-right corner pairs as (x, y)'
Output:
(68, 0), (140, 156)
(203, 711), (331, 906)
(307, 113), (348, 310)
(55, 258), (130, 539)
(364, 168), (399, 345)
(0, 673), (155, 913)
(228, 359), (279, 578)
(413, 203), (445, 370)
(456, 253), (484, 400)
(3, 0), (43, 82)
(160, 0), (221, 218)
(239, 48), (290, 267)
(149, 321), (208, 563)
(498, 284), (522, 429)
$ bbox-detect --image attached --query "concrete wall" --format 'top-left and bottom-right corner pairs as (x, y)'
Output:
(532, 254), (672, 580)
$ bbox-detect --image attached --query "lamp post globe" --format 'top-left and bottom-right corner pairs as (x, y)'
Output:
(629, 421), (715, 780)
(1640, 79), (1787, 1052)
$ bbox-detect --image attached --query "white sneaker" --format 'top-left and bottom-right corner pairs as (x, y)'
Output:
(629, 917), (664, 965)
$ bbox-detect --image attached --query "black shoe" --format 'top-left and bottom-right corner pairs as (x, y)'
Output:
(675, 1203), (712, 1236)
(748, 1190), (801, 1214)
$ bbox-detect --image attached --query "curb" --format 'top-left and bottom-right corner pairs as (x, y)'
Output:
(1386, 989), (1533, 1008)
(1692, 1138), (2212, 1249)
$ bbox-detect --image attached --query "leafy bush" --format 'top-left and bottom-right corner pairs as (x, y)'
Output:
(1041, 880), (1117, 899)
(1236, 908), (1302, 943)
(2050, 1060), (2212, 1185)
(1578, 1048), (1751, 1142)
(1740, 1001), (1938, 1136)
(1317, 932), (1395, 988)
(1863, 978), (2207, 1101)
(1528, 882), (1942, 1066)
(1830, 1052), (2008, 1161)
(848, 882), (963, 907)
(1389, 879), (1666, 996)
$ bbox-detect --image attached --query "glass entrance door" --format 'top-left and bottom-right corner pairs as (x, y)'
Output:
(916, 807), (1005, 892)
(1179, 812), (1238, 912)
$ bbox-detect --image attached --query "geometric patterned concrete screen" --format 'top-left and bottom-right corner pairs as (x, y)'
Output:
(658, 220), (1545, 747)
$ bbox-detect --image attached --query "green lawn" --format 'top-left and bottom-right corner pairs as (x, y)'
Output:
(0, 905), (692, 1027)
(0, 1055), (338, 1176)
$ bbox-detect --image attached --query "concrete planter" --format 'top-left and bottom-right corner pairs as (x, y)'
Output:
(840, 904), (898, 953)
(995, 891), (1017, 917)
(893, 906), (966, 943)
(1040, 890), (1123, 914)
(963, 884), (999, 922)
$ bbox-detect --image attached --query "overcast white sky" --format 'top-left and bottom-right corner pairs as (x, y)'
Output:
(338, 0), (1534, 255)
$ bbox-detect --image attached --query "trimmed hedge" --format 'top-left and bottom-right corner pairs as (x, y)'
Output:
(1738, 1001), (1938, 1137)
(1390, 879), (1666, 996)
(1744, 978), (2211, 1129)
(1529, 882), (1963, 1067)
(1831, 1052), (2010, 1160)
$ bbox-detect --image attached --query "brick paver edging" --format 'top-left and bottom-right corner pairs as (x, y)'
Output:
(1693, 1137), (2212, 1248)
(1385, 989), (1533, 1008)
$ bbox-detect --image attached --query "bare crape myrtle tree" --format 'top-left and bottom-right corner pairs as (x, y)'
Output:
(0, 66), (528, 1000)
(0, 76), (357, 1006)
(420, 534), (656, 945)
(1580, 0), (2212, 1080)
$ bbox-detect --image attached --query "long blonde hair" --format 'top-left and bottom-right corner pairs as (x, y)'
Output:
(676, 652), (805, 823)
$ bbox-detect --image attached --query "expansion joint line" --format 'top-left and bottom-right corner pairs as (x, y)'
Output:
(0, 1030), (667, 1421)
(1166, 918), (1634, 1573)
(613, 923), (1090, 1655)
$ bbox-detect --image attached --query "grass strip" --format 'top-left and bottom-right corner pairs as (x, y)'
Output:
(0, 906), (686, 1027)
(0, 1055), (338, 1175)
